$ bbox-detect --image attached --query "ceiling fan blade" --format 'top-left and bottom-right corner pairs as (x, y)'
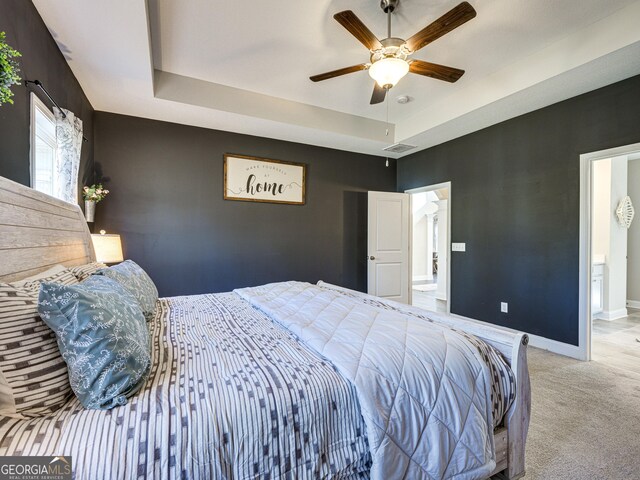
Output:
(405, 1), (476, 53)
(333, 10), (383, 51)
(370, 83), (387, 104)
(310, 64), (368, 82)
(409, 60), (465, 82)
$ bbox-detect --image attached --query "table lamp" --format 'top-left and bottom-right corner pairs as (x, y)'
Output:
(91, 230), (124, 264)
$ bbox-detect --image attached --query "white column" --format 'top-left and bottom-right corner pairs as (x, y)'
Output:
(605, 156), (628, 319)
(436, 200), (448, 301)
(593, 156), (628, 320)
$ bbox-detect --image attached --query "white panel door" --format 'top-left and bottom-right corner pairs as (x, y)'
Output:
(367, 191), (410, 303)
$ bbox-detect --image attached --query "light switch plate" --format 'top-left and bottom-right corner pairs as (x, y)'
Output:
(451, 243), (466, 252)
(501, 302), (508, 313)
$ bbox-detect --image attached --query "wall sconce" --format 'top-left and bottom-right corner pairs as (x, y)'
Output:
(91, 230), (124, 264)
(616, 196), (635, 229)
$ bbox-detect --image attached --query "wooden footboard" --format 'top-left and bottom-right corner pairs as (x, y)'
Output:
(492, 427), (509, 475)
(490, 333), (530, 479)
(504, 333), (530, 479)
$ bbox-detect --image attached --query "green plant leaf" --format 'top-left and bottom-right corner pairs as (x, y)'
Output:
(0, 32), (22, 106)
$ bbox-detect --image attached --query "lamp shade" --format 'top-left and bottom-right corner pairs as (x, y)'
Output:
(368, 57), (409, 88)
(91, 234), (124, 264)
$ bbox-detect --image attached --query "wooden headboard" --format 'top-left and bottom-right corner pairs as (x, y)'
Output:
(0, 175), (95, 282)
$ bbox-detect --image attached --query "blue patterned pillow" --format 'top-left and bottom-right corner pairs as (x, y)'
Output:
(38, 276), (151, 410)
(96, 260), (158, 321)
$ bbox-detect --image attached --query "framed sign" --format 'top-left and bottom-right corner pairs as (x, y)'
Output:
(224, 154), (306, 205)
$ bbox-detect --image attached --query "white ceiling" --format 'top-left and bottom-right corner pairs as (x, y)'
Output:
(33, 0), (640, 158)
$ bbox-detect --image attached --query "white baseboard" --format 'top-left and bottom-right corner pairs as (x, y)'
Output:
(627, 300), (640, 309)
(449, 313), (586, 360)
(527, 334), (585, 360)
(595, 308), (628, 321)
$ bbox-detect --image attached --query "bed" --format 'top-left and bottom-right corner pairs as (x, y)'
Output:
(0, 175), (530, 479)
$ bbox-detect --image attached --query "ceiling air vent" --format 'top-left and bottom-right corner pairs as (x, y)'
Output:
(383, 143), (417, 154)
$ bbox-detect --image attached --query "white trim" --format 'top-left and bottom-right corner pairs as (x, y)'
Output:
(29, 92), (39, 188)
(29, 92), (58, 194)
(527, 333), (585, 359)
(448, 312), (584, 359)
(580, 142), (640, 361)
(578, 152), (591, 361)
(595, 308), (628, 321)
(627, 300), (640, 309)
(405, 181), (452, 315)
(408, 194), (413, 306)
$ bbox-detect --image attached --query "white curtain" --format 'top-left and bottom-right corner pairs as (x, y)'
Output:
(54, 108), (83, 204)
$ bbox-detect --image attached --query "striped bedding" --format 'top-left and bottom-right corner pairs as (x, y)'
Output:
(0, 293), (371, 479)
(0, 287), (514, 479)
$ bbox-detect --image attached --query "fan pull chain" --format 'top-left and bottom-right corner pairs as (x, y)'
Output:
(385, 87), (390, 167)
(385, 92), (389, 137)
(386, 90), (389, 131)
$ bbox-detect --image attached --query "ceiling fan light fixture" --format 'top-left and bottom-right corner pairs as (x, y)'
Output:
(368, 57), (409, 89)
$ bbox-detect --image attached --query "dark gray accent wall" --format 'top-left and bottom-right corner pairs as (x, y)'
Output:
(94, 112), (396, 297)
(398, 74), (640, 346)
(0, 0), (94, 190)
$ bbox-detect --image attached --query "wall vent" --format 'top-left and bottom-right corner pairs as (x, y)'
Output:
(383, 143), (417, 154)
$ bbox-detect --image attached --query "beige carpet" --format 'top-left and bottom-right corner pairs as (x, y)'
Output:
(524, 348), (640, 479)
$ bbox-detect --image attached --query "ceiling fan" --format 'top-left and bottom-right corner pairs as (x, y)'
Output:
(310, 0), (476, 104)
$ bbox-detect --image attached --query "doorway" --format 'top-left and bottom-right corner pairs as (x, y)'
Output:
(580, 142), (640, 361)
(406, 182), (451, 314)
(589, 152), (640, 369)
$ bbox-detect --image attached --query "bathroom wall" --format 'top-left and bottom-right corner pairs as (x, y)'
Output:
(592, 156), (628, 320)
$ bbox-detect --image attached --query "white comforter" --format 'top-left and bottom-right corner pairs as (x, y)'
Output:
(236, 281), (496, 480)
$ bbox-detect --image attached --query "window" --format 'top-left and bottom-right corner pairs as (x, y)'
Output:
(30, 93), (58, 197)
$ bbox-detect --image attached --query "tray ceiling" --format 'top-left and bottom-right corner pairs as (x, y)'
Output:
(33, 0), (640, 158)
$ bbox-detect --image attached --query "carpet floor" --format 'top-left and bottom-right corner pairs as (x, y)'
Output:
(524, 347), (640, 479)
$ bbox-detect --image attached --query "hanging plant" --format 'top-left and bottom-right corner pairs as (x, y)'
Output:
(82, 184), (110, 203)
(0, 32), (22, 105)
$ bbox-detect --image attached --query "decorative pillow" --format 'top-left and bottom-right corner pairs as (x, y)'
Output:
(69, 262), (108, 282)
(0, 267), (79, 418)
(96, 260), (158, 321)
(38, 276), (151, 410)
